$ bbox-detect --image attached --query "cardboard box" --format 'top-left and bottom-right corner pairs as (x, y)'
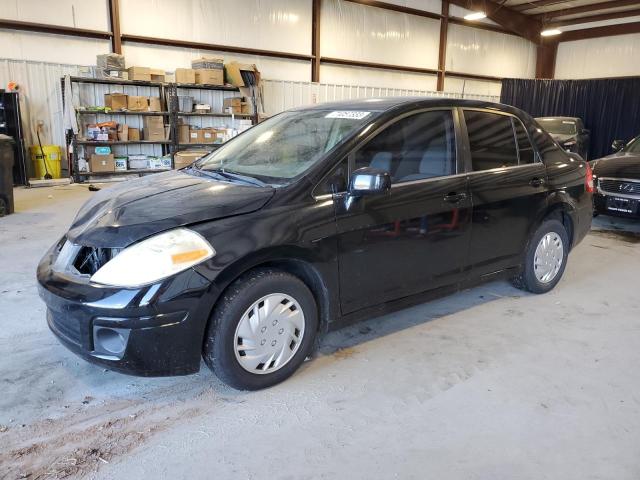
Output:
(149, 68), (165, 82)
(175, 68), (196, 84)
(223, 97), (242, 108)
(127, 96), (147, 111)
(128, 128), (140, 141)
(143, 116), (165, 142)
(89, 154), (115, 173)
(127, 66), (151, 81)
(224, 62), (259, 87)
(241, 102), (252, 115)
(191, 57), (224, 69)
(178, 124), (190, 144)
(117, 124), (129, 141)
(189, 128), (205, 144)
(149, 156), (172, 170)
(114, 157), (128, 171)
(104, 93), (128, 111)
(128, 155), (149, 170)
(195, 68), (224, 86)
(174, 150), (208, 169)
(201, 127), (217, 144)
(148, 96), (162, 112)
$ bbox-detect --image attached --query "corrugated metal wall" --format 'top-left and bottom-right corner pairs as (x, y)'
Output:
(0, 58), (500, 178)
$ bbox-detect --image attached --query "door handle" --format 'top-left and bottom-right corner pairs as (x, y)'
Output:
(444, 192), (467, 203)
(530, 177), (545, 187)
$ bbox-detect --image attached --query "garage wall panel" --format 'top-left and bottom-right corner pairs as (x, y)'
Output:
(120, 0), (312, 56)
(444, 77), (502, 97)
(122, 42), (311, 81)
(445, 23), (535, 78)
(0, 0), (109, 31)
(379, 0), (441, 14)
(555, 34), (640, 79)
(321, 64), (437, 90)
(320, 0), (440, 69)
(0, 30), (110, 65)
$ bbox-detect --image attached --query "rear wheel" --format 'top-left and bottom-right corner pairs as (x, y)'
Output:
(512, 219), (569, 294)
(203, 268), (318, 390)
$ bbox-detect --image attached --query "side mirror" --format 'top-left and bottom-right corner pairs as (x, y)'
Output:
(348, 167), (391, 196)
(612, 139), (625, 152)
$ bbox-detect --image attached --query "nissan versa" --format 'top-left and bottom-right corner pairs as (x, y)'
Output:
(38, 98), (594, 390)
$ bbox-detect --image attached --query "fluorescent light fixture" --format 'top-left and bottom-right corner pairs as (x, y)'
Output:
(541, 28), (562, 36)
(464, 11), (487, 21)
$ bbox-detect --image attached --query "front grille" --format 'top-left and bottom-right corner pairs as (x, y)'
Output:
(47, 310), (82, 346)
(599, 178), (640, 196)
(73, 246), (121, 275)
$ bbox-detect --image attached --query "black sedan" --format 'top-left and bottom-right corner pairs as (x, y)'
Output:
(38, 98), (593, 390)
(536, 116), (590, 160)
(591, 135), (640, 218)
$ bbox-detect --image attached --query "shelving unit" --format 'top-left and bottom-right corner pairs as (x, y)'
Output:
(63, 76), (258, 183)
(63, 76), (169, 183)
(166, 82), (257, 158)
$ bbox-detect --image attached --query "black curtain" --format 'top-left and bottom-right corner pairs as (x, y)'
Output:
(500, 78), (640, 160)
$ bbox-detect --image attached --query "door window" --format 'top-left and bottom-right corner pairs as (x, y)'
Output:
(464, 111), (518, 171)
(354, 110), (456, 184)
(513, 118), (536, 164)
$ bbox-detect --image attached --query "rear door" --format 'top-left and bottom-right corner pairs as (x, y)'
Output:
(461, 109), (548, 276)
(334, 109), (472, 314)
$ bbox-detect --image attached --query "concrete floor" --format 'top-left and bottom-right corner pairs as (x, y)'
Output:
(1, 184), (640, 479)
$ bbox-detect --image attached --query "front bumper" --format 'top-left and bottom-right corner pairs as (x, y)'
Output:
(37, 245), (220, 376)
(594, 190), (640, 219)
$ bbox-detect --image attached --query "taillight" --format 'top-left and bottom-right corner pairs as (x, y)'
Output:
(585, 162), (594, 193)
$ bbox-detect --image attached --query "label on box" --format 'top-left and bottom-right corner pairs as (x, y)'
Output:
(114, 158), (128, 171)
(325, 111), (371, 120)
(190, 132), (198, 138)
(204, 132), (212, 138)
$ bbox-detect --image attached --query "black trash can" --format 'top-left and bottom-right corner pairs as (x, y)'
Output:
(0, 134), (15, 216)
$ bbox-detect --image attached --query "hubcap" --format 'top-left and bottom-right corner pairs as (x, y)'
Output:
(234, 293), (305, 374)
(533, 232), (564, 284)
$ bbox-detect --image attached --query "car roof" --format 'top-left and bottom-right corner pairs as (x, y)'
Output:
(536, 116), (580, 121)
(293, 96), (524, 116)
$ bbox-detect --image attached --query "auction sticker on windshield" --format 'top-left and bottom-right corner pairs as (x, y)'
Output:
(325, 111), (371, 119)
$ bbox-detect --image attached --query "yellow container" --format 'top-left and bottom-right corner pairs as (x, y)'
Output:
(30, 145), (62, 179)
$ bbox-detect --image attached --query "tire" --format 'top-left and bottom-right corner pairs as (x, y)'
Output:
(203, 268), (318, 390)
(512, 219), (569, 294)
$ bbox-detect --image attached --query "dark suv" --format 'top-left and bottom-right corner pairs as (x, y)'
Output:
(38, 99), (593, 390)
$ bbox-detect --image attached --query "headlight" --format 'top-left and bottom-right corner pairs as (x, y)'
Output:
(90, 228), (215, 287)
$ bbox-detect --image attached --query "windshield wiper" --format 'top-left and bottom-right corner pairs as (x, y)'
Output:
(206, 168), (267, 187)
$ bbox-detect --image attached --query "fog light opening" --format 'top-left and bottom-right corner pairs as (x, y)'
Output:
(95, 327), (126, 355)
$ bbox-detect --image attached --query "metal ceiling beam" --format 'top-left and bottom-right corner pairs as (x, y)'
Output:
(343, 0), (442, 20)
(512, 0), (574, 13)
(437, 1), (450, 91)
(108, 0), (122, 54)
(536, 0), (640, 20)
(0, 18), (112, 40)
(447, 0), (543, 43)
(546, 8), (640, 28)
(559, 20), (640, 41)
(120, 34), (314, 61)
(311, 0), (321, 82)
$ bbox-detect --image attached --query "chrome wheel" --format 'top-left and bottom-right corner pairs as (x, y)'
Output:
(234, 293), (305, 374)
(533, 232), (564, 283)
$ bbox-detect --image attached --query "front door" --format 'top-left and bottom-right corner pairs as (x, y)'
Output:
(335, 109), (472, 314)
(461, 109), (548, 276)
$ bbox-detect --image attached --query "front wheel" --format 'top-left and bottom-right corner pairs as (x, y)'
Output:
(203, 268), (318, 390)
(512, 219), (569, 294)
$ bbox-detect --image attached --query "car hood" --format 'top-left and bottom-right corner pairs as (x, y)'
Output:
(550, 133), (577, 144)
(66, 170), (275, 248)
(592, 153), (640, 179)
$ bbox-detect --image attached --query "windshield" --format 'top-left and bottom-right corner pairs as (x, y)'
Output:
(195, 109), (376, 184)
(538, 118), (577, 136)
(625, 136), (640, 153)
